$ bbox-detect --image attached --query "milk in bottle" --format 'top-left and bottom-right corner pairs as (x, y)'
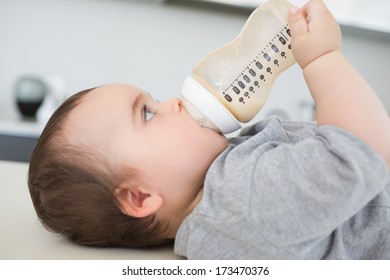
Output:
(182, 0), (296, 134)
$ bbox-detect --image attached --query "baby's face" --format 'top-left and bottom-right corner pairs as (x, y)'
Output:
(65, 84), (228, 216)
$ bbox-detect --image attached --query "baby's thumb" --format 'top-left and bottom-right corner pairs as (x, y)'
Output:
(288, 7), (307, 38)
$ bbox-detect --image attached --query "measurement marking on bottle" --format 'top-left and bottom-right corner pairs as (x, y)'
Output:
(222, 24), (293, 104)
(279, 30), (289, 42)
(278, 36), (287, 45)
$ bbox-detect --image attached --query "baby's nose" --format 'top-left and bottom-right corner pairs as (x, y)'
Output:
(165, 98), (182, 113)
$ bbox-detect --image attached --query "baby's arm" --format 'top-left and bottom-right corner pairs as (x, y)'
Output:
(288, 0), (390, 169)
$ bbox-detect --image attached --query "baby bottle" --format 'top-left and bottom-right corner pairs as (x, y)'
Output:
(182, 0), (296, 134)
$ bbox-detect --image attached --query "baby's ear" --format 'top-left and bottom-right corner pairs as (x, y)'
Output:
(114, 184), (163, 218)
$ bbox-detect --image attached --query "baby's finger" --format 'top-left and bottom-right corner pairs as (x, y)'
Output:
(303, 0), (333, 25)
(288, 7), (307, 38)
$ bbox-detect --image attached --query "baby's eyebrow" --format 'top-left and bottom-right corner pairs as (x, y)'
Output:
(131, 93), (143, 120)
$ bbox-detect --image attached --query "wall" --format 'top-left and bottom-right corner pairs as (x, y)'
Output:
(1, 0), (389, 127)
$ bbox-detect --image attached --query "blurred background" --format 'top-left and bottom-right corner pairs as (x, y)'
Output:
(0, 0), (389, 162)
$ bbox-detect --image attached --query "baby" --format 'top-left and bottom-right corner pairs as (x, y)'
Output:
(28, 0), (390, 259)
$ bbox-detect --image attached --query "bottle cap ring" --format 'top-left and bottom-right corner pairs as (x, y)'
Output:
(182, 76), (242, 134)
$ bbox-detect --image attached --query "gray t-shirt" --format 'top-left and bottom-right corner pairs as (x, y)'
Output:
(174, 117), (390, 259)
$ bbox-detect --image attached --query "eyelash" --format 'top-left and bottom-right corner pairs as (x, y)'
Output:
(143, 104), (155, 122)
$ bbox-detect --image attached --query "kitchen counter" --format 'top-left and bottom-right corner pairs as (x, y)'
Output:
(0, 119), (43, 138)
(0, 160), (179, 259)
(189, 0), (390, 36)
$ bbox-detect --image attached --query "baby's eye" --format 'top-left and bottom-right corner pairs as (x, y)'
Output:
(143, 105), (155, 121)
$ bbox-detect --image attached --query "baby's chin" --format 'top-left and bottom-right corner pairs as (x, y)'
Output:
(205, 126), (228, 148)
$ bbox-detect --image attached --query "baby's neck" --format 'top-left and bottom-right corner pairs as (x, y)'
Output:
(165, 186), (204, 239)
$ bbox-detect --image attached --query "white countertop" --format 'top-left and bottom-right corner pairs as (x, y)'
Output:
(0, 160), (179, 259)
(0, 119), (44, 138)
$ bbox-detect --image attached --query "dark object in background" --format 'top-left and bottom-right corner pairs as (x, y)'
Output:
(14, 76), (48, 119)
(0, 134), (38, 162)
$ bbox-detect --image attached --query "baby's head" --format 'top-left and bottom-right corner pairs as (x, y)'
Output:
(28, 84), (227, 247)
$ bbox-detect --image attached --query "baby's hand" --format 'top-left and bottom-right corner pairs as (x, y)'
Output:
(288, 0), (342, 69)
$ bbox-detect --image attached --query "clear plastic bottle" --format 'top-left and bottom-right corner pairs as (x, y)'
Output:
(182, 0), (296, 134)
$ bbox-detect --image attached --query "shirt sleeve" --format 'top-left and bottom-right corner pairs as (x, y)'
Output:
(249, 125), (390, 246)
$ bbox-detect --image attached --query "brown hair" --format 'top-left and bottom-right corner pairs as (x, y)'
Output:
(28, 87), (170, 247)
